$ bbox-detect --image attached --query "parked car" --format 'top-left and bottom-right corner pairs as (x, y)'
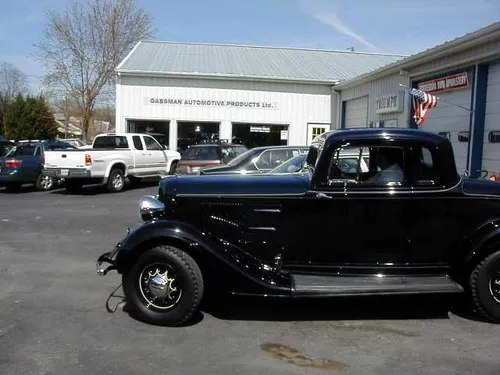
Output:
(175, 143), (248, 175)
(58, 138), (88, 149)
(42, 133), (181, 193)
(96, 128), (500, 327)
(0, 140), (76, 191)
(199, 145), (310, 175)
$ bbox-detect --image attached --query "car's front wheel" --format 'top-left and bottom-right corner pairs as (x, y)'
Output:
(122, 245), (204, 326)
(470, 250), (500, 322)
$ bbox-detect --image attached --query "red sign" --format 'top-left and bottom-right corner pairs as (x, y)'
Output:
(417, 72), (469, 93)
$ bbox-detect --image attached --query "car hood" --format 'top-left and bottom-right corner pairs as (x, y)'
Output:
(160, 173), (310, 196)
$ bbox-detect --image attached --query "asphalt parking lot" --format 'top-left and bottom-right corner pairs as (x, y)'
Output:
(1, 182), (499, 375)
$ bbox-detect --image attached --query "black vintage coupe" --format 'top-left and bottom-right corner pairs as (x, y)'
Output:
(97, 128), (500, 326)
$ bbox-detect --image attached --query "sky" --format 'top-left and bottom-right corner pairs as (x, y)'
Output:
(0, 0), (498, 94)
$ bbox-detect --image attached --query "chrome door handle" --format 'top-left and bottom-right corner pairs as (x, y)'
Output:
(316, 192), (333, 199)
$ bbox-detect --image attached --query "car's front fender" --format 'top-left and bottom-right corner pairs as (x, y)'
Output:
(112, 219), (291, 295)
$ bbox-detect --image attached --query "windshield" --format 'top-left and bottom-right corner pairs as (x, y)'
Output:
(6, 145), (36, 157)
(227, 148), (260, 166)
(270, 154), (307, 173)
(93, 136), (129, 149)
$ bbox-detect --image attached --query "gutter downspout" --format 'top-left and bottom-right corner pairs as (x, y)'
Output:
(331, 87), (341, 130)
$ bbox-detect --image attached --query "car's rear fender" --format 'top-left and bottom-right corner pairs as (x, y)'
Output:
(114, 219), (291, 295)
(463, 217), (500, 266)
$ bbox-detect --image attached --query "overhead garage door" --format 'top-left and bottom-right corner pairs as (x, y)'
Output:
(482, 63), (500, 176)
(344, 96), (368, 128)
(416, 75), (472, 175)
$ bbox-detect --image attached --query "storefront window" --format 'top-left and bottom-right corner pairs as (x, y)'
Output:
(232, 123), (288, 148)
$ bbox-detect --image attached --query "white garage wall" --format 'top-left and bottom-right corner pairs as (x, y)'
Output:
(483, 62), (500, 174)
(417, 86), (472, 174)
(339, 73), (410, 128)
(116, 75), (332, 148)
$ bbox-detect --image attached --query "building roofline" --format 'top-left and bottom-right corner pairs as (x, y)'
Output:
(333, 22), (500, 90)
(116, 40), (143, 71)
(116, 70), (340, 85)
(126, 39), (408, 58)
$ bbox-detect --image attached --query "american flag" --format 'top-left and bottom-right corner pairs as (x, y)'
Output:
(409, 88), (439, 126)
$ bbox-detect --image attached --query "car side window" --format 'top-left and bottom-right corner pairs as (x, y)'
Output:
(413, 146), (439, 186)
(143, 136), (162, 151)
(34, 146), (42, 156)
(132, 136), (143, 150)
(255, 150), (271, 169)
(327, 144), (405, 187)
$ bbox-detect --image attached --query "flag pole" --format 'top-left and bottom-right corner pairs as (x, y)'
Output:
(399, 83), (473, 112)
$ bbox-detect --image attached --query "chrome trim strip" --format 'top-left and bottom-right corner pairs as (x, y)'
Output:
(248, 227), (276, 231)
(253, 208), (281, 213)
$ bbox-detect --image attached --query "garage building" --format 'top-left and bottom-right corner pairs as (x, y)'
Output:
(334, 22), (500, 178)
(115, 42), (404, 152)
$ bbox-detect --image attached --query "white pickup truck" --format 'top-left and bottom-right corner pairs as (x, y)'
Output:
(42, 133), (181, 193)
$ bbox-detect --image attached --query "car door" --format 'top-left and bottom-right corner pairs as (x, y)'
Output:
(130, 135), (149, 176)
(281, 139), (412, 274)
(142, 135), (168, 175)
(405, 142), (463, 267)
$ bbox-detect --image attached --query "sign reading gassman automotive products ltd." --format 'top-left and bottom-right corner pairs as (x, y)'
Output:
(417, 72), (469, 93)
(146, 97), (277, 109)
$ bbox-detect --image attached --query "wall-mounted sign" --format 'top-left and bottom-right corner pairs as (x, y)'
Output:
(375, 91), (404, 114)
(280, 130), (288, 140)
(146, 97), (277, 110)
(417, 72), (469, 93)
(250, 126), (270, 133)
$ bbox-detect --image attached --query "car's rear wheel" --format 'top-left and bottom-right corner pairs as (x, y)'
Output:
(470, 250), (500, 322)
(36, 173), (54, 191)
(122, 245), (204, 326)
(107, 168), (125, 193)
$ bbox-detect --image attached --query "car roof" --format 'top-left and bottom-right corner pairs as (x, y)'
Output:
(188, 143), (244, 148)
(248, 145), (310, 151)
(322, 128), (449, 145)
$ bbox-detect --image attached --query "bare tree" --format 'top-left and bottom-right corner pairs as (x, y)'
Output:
(0, 62), (28, 134)
(0, 62), (28, 100)
(35, 0), (155, 140)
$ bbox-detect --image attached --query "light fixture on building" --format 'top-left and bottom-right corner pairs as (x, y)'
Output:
(195, 125), (201, 132)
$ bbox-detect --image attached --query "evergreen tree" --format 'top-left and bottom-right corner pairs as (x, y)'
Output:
(5, 94), (57, 140)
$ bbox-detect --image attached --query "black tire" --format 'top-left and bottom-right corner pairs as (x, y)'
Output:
(107, 168), (125, 193)
(169, 161), (178, 175)
(36, 173), (55, 191)
(65, 181), (83, 194)
(470, 250), (500, 322)
(122, 245), (204, 326)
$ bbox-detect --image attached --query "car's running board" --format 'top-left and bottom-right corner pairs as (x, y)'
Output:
(291, 274), (464, 297)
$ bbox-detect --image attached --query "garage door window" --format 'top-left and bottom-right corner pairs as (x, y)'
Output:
(458, 131), (469, 142)
(438, 132), (451, 140)
(489, 131), (500, 143)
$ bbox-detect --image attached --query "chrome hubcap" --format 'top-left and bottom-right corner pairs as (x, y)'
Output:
(489, 272), (500, 304)
(40, 176), (53, 189)
(112, 174), (123, 189)
(139, 264), (182, 309)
